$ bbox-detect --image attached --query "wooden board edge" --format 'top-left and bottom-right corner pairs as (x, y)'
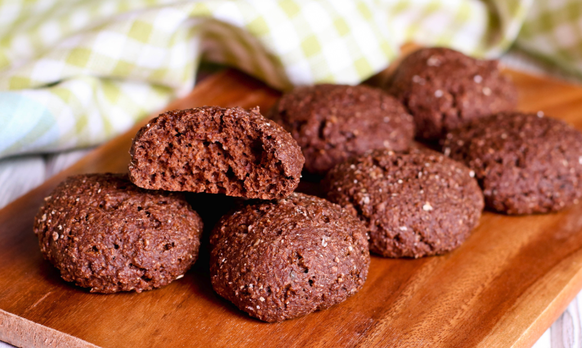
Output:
(0, 309), (100, 348)
(514, 263), (582, 348)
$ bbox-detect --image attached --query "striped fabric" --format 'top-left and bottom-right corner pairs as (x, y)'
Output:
(0, 0), (579, 158)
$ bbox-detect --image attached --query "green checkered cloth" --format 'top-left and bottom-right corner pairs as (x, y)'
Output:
(0, 0), (579, 159)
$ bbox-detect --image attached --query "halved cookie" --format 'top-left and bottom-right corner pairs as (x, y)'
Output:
(129, 106), (304, 200)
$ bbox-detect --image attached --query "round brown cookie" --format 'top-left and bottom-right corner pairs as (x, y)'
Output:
(34, 173), (203, 293)
(129, 106), (304, 200)
(442, 112), (582, 214)
(268, 84), (415, 175)
(387, 47), (517, 140)
(210, 192), (369, 322)
(324, 148), (483, 258)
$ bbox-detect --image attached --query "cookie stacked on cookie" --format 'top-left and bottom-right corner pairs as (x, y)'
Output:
(34, 105), (372, 323)
(129, 106), (304, 200)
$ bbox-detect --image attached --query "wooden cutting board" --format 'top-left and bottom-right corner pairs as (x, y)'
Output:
(2, 67), (582, 348)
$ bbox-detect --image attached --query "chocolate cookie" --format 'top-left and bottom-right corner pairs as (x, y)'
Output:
(387, 47), (517, 140)
(268, 84), (415, 175)
(129, 106), (304, 200)
(34, 173), (203, 293)
(324, 149), (483, 258)
(442, 112), (582, 214)
(210, 192), (369, 322)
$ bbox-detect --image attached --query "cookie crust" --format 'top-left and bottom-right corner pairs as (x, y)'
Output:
(442, 112), (582, 214)
(324, 149), (483, 258)
(269, 84), (414, 175)
(210, 192), (369, 322)
(387, 47), (517, 140)
(34, 173), (203, 293)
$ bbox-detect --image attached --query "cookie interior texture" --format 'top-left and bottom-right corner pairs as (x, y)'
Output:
(129, 106), (305, 200)
(210, 192), (370, 322)
(324, 148), (484, 258)
(442, 112), (582, 214)
(33, 173), (203, 293)
(387, 47), (517, 140)
(269, 84), (415, 175)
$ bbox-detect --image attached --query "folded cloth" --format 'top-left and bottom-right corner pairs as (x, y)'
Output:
(0, 0), (579, 159)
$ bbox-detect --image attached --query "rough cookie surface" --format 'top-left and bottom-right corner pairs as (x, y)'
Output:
(324, 148), (483, 258)
(34, 173), (203, 293)
(442, 112), (582, 214)
(129, 106), (305, 200)
(387, 47), (517, 140)
(269, 84), (414, 175)
(210, 192), (370, 322)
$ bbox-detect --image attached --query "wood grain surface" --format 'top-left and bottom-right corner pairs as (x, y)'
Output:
(2, 68), (582, 348)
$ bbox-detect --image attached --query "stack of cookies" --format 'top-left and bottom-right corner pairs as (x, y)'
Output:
(34, 104), (370, 323)
(33, 47), (582, 323)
